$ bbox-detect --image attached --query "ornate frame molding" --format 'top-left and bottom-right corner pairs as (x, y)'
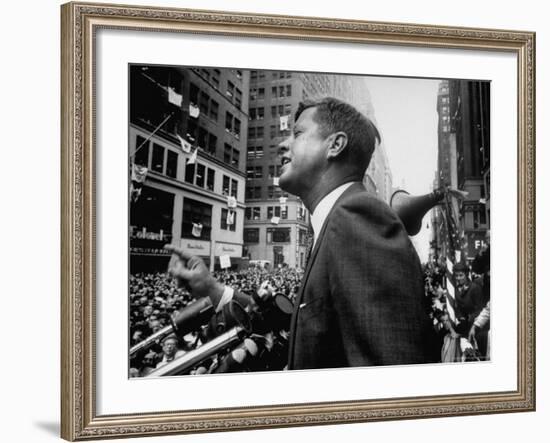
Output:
(61, 1), (535, 440)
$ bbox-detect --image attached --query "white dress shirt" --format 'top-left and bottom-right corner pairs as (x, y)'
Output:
(310, 182), (355, 247)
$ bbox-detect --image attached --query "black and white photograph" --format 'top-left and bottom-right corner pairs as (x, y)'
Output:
(128, 65), (491, 377)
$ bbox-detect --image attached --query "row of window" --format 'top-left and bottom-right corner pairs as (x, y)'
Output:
(247, 124), (290, 140)
(249, 104), (293, 121)
(190, 84), (220, 121)
(181, 197), (237, 240)
(244, 227), (291, 244)
(249, 84), (292, 101)
(194, 69), (243, 109)
(245, 206), (287, 220)
(245, 186), (287, 200)
(134, 135), (240, 197)
(250, 71), (292, 81)
(245, 205), (307, 222)
(246, 164), (282, 180)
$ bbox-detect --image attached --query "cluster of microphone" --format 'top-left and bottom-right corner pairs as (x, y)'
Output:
(131, 282), (293, 377)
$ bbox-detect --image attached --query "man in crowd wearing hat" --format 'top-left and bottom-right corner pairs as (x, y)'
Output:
(166, 97), (438, 369)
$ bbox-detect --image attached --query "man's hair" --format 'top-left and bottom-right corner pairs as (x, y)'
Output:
(295, 97), (381, 173)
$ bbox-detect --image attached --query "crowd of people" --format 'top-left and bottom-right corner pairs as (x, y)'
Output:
(423, 244), (491, 362)
(129, 246), (490, 377)
(129, 266), (303, 376)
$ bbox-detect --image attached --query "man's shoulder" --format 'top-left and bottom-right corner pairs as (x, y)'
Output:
(331, 185), (402, 227)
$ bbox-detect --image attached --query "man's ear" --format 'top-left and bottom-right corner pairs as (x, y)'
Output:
(326, 132), (348, 159)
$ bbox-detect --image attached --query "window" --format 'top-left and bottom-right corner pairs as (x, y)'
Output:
(206, 168), (215, 191)
(186, 119), (198, 141)
(246, 186), (262, 199)
(198, 127), (208, 150)
(223, 144), (239, 167)
(222, 175), (230, 196)
(184, 159), (195, 184)
(151, 143), (164, 173)
(250, 107), (264, 120)
(245, 207), (261, 220)
(232, 148), (240, 168)
(298, 228), (308, 245)
(166, 150), (178, 178)
(286, 84), (292, 96)
(199, 91), (209, 115)
(211, 70), (220, 89)
(267, 228), (290, 243)
(235, 88), (242, 109)
(248, 126), (264, 140)
(220, 208), (236, 231)
(225, 112), (233, 133)
(224, 144), (232, 164)
(297, 205), (306, 221)
(247, 166), (262, 180)
(207, 133), (217, 156)
(181, 198), (212, 240)
(196, 164), (205, 188)
(134, 135), (149, 166)
(226, 81), (235, 98)
(250, 71), (258, 81)
(267, 206), (281, 219)
(231, 179), (238, 198)
(244, 228), (260, 244)
(209, 100), (219, 121)
(234, 118), (241, 139)
(268, 165), (281, 178)
(189, 83), (199, 104)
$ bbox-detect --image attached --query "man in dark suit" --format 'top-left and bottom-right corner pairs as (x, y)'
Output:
(166, 97), (437, 369)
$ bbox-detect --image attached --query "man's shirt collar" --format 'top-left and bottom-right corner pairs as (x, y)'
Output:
(310, 182), (355, 246)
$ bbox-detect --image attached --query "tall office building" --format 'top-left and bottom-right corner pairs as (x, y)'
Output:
(244, 70), (391, 268)
(431, 79), (490, 263)
(129, 65), (249, 272)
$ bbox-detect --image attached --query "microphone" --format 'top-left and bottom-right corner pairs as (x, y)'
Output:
(212, 338), (259, 373)
(130, 297), (214, 357)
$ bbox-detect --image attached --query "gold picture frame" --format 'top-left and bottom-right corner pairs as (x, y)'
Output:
(61, 1), (536, 440)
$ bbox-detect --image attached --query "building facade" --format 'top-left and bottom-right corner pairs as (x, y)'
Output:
(431, 79), (490, 264)
(129, 65), (250, 272)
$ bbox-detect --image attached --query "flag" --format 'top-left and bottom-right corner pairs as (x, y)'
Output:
(273, 177), (279, 186)
(271, 216), (280, 225)
(227, 196), (237, 208)
(188, 148), (198, 165)
(192, 222), (203, 238)
(189, 103), (200, 118)
(279, 196), (287, 204)
(455, 250), (462, 263)
(177, 134), (192, 153)
(445, 257), (457, 324)
(479, 198), (487, 204)
(226, 210), (235, 226)
(130, 184), (142, 203)
(279, 115), (289, 131)
(167, 88), (182, 107)
(131, 164), (148, 183)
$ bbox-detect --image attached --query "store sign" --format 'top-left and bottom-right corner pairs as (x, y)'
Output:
(214, 242), (242, 258)
(180, 239), (211, 256)
(465, 231), (488, 258)
(130, 226), (170, 241)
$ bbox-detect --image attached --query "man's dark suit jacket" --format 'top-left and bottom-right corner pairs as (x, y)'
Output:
(287, 182), (438, 370)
